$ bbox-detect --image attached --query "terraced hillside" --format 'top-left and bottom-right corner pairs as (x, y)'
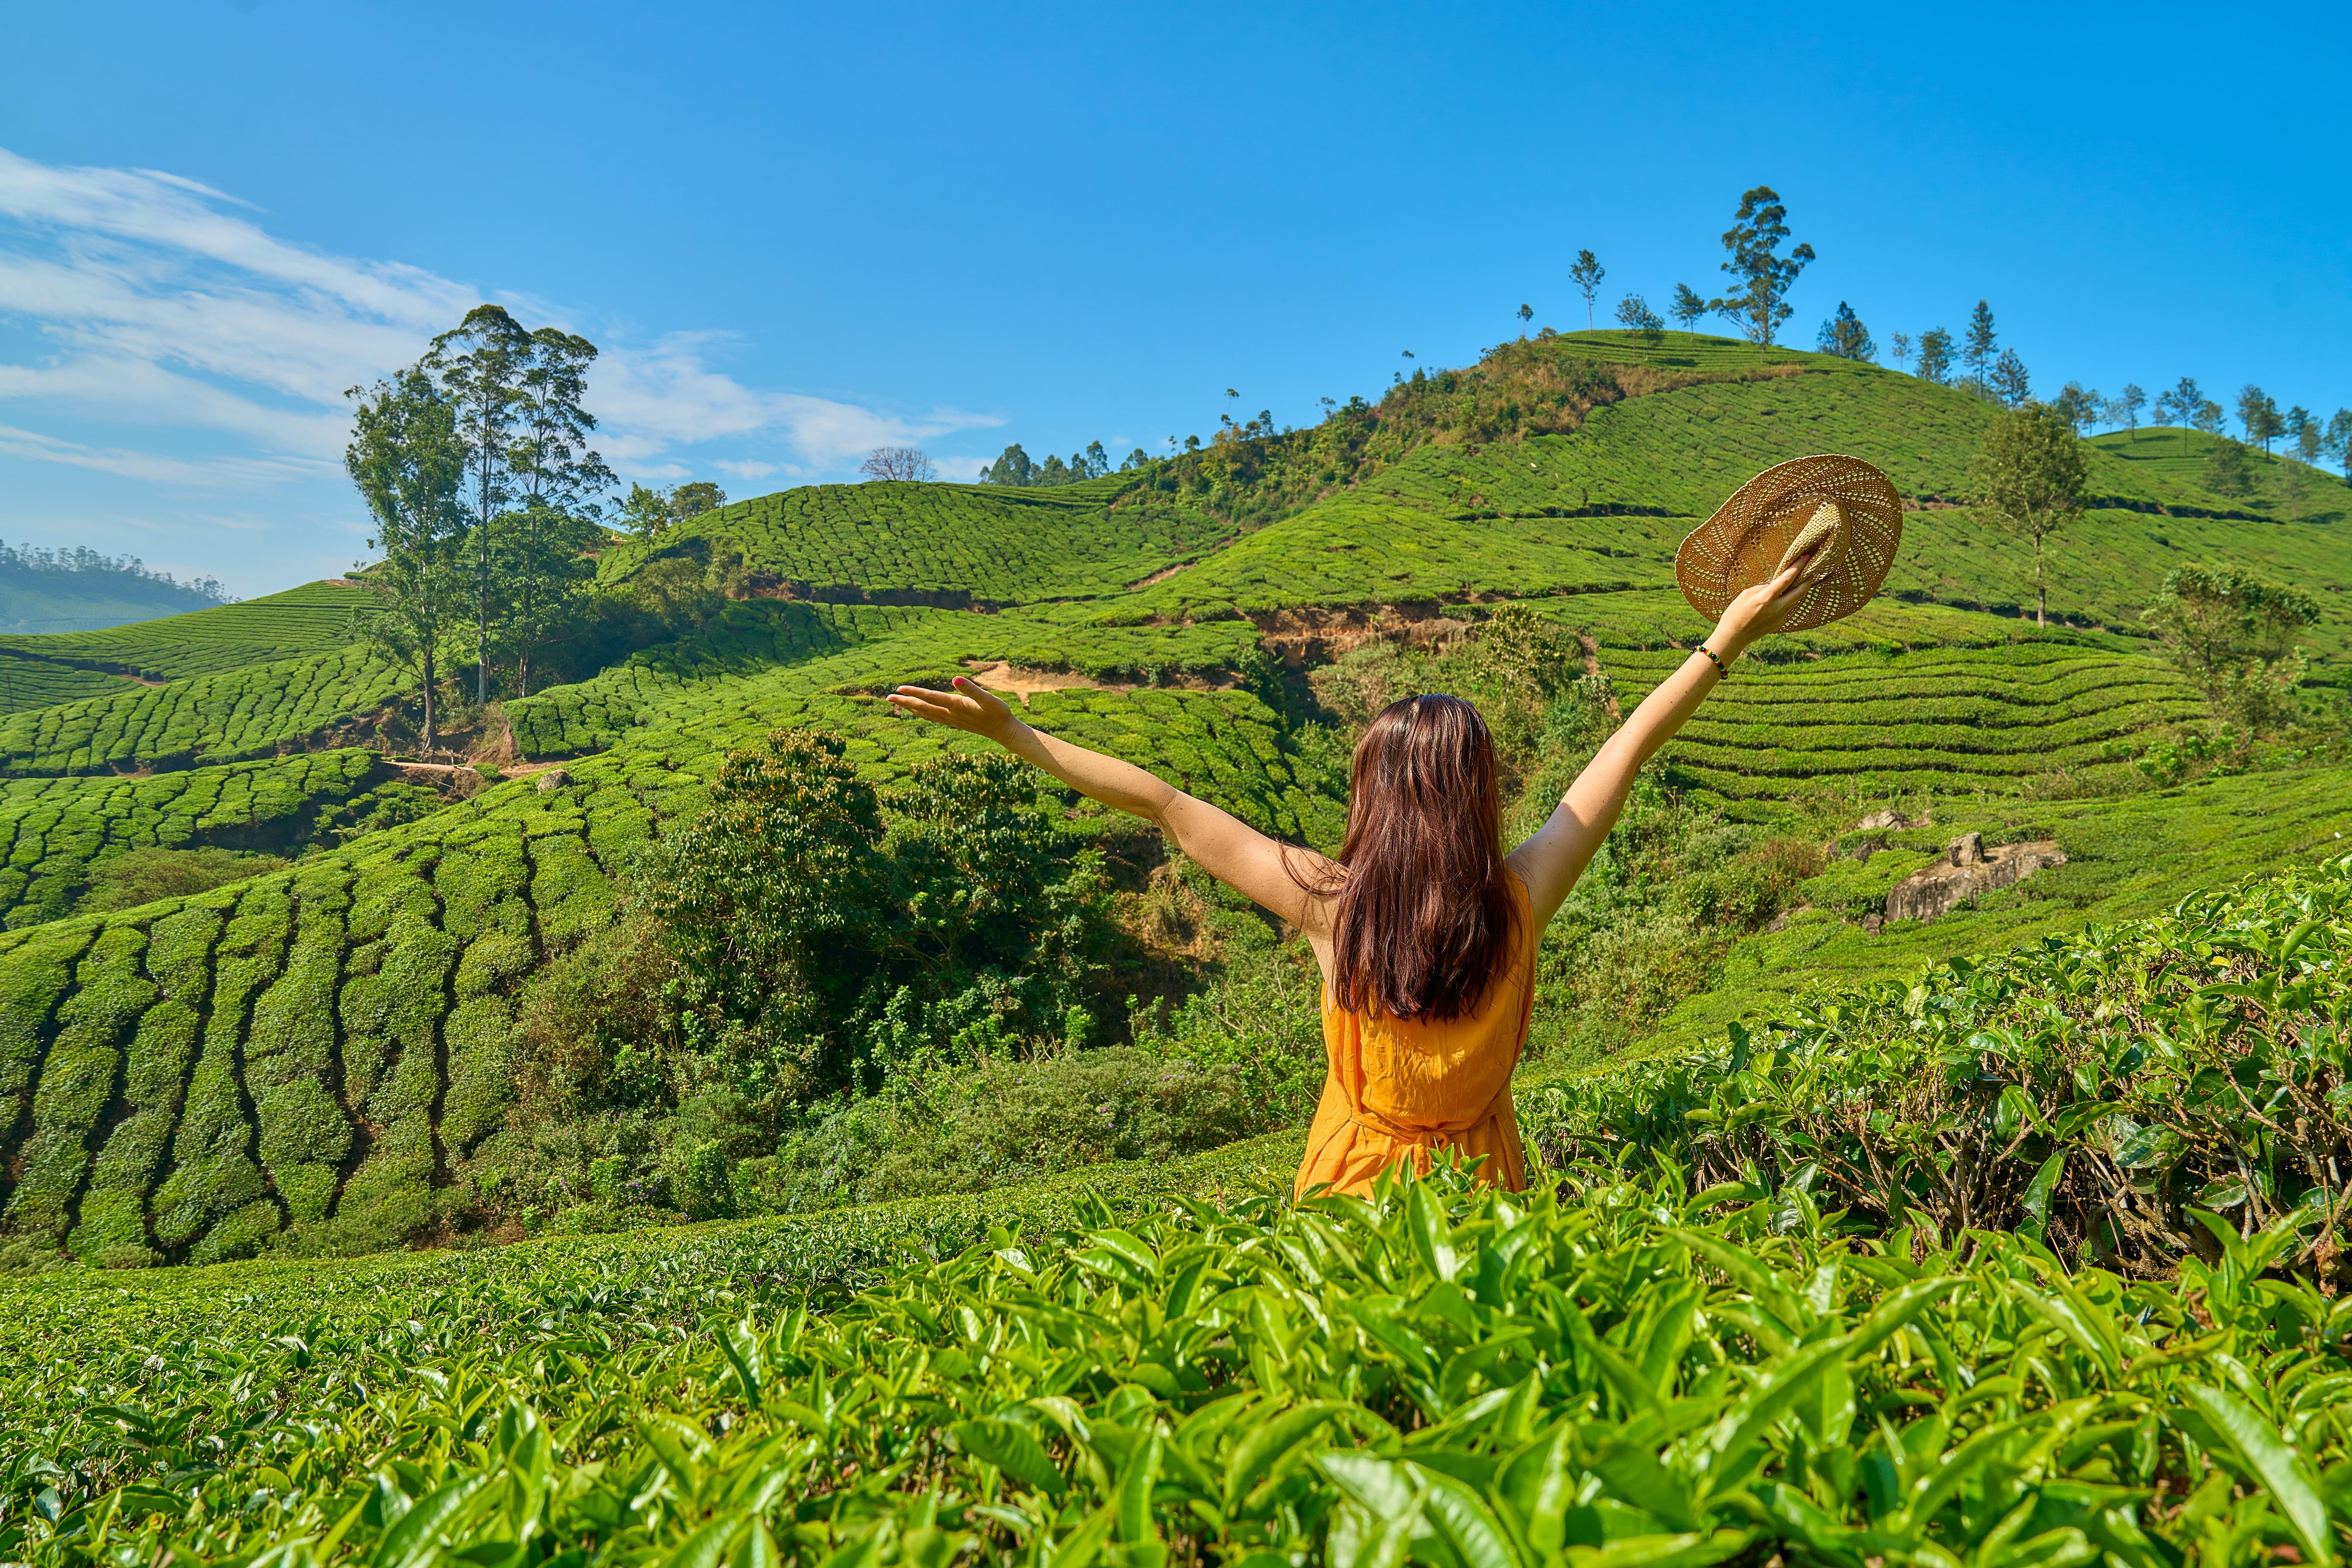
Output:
(0, 581), (376, 681)
(0, 329), (2345, 1271)
(594, 475), (1230, 604)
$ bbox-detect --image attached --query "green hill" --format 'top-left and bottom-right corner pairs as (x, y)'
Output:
(0, 330), (2345, 1273)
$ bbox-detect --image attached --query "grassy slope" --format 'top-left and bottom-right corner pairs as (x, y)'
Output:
(0, 340), (2345, 1267)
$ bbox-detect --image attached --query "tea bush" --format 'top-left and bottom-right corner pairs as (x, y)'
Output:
(3, 1150), (2347, 1568)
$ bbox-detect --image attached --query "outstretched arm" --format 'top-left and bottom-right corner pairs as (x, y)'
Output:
(1509, 560), (1814, 925)
(886, 678), (1333, 932)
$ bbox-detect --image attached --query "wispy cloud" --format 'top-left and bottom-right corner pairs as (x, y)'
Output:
(0, 145), (998, 495)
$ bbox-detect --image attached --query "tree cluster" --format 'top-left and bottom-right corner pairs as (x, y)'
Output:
(982, 440), (1116, 487)
(0, 542), (229, 603)
(636, 729), (1115, 1109)
(344, 305), (616, 747)
(616, 480), (729, 539)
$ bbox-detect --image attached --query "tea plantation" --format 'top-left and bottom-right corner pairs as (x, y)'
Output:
(3, 852), (2348, 1567)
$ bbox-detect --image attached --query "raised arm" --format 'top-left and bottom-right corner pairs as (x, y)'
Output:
(1508, 559), (1815, 925)
(886, 678), (1333, 932)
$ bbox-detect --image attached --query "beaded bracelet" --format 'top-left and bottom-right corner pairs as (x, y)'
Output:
(1697, 644), (1733, 680)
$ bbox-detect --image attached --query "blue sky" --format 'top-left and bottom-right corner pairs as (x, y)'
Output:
(1, 0), (2346, 598)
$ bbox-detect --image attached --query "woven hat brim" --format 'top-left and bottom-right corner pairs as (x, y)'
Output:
(1674, 454), (1903, 633)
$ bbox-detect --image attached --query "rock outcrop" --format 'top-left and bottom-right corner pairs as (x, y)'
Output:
(1882, 832), (2066, 925)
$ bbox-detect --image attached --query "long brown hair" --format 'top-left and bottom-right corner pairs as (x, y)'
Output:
(1319, 694), (1516, 1022)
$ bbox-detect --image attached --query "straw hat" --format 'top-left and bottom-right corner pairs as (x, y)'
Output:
(1674, 454), (1903, 632)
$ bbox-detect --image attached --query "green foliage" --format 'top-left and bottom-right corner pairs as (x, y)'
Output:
(74, 847), (289, 915)
(642, 730), (1116, 1102)
(1526, 852), (2352, 1278)
(2143, 564), (2318, 734)
(7, 1141), (2351, 1568)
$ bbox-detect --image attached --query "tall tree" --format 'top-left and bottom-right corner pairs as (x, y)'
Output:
(1990, 347), (2032, 408)
(2326, 409), (2352, 480)
(670, 481), (727, 521)
(2052, 382), (2100, 434)
(1569, 250), (1606, 329)
(1915, 327), (1954, 385)
(501, 326), (613, 698)
(1669, 283), (1708, 331)
(1889, 331), (1912, 373)
(1516, 302), (1533, 330)
(2156, 376), (2205, 457)
(2106, 384), (2146, 440)
(2284, 405), (2319, 464)
(1970, 401), (2088, 628)
(345, 370), (468, 752)
(1815, 301), (1875, 360)
(1614, 293), (1664, 343)
(2236, 385), (2283, 453)
(425, 305), (532, 708)
(1961, 300), (1998, 392)
(618, 482), (671, 539)
(1706, 186), (1813, 349)
(983, 444), (1035, 486)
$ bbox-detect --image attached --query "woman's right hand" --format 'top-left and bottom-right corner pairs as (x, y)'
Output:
(886, 676), (1027, 745)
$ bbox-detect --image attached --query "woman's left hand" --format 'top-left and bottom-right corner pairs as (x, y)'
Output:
(1713, 556), (1816, 653)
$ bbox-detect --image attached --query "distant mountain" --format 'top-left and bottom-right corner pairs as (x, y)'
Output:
(0, 542), (234, 633)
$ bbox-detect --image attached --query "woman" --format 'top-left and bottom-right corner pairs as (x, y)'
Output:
(887, 558), (1815, 1198)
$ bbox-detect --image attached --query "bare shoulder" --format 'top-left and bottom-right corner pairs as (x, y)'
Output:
(1280, 844), (1346, 936)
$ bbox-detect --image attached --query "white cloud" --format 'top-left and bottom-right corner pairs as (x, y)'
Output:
(0, 145), (1001, 505)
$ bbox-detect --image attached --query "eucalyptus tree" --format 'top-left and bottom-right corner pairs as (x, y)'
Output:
(496, 326), (613, 698)
(425, 306), (531, 707)
(1669, 283), (1708, 331)
(1971, 401), (2087, 628)
(1706, 187), (1813, 349)
(1569, 250), (1605, 329)
(345, 369), (468, 752)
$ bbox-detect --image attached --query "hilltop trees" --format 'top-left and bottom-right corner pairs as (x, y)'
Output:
(1669, 283), (1708, 332)
(1815, 301), (1875, 361)
(1707, 186), (1813, 348)
(1889, 332), (1912, 373)
(1961, 301), (1998, 392)
(2326, 410), (2352, 478)
(1990, 348), (2032, 408)
(2156, 378), (2210, 456)
(617, 481), (728, 539)
(345, 369), (468, 752)
(2105, 384), (2146, 439)
(1570, 250), (1605, 329)
(983, 441), (1112, 487)
(2052, 382), (2099, 434)
(1613, 293), (1664, 343)
(2237, 386), (2283, 453)
(1971, 401), (2087, 627)
(413, 306), (612, 707)
(1915, 327), (1954, 385)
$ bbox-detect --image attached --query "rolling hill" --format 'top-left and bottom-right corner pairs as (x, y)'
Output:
(0, 329), (2345, 1273)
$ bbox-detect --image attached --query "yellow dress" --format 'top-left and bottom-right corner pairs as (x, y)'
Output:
(1294, 872), (1536, 1199)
